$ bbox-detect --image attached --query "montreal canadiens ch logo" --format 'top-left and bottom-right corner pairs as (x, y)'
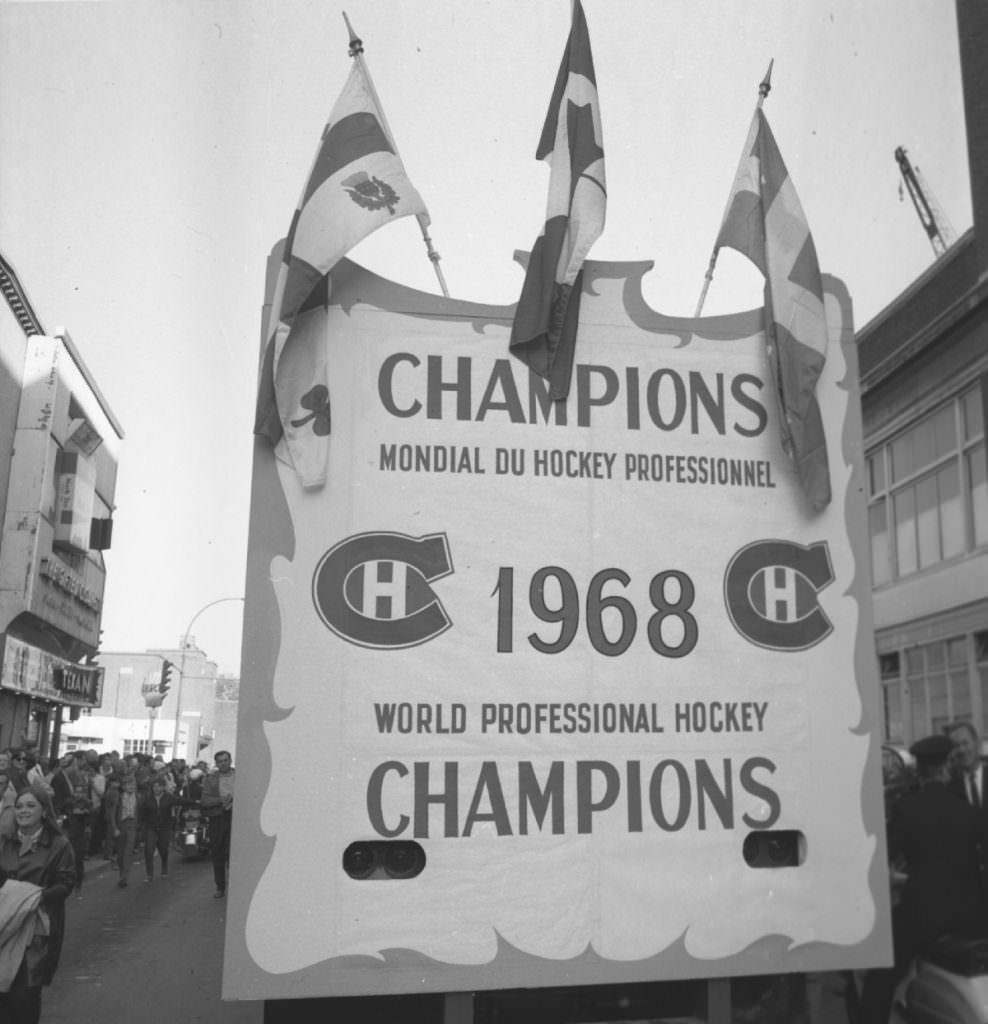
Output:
(312, 531), (453, 650)
(724, 539), (834, 651)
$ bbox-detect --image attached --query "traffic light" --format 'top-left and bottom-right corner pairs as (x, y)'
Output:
(159, 659), (175, 695)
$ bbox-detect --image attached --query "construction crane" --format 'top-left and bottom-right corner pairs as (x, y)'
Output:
(895, 146), (957, 258)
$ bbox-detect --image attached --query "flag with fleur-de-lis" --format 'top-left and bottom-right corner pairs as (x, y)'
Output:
(714, 108), (831, 511)
(255, 60), (429, 488)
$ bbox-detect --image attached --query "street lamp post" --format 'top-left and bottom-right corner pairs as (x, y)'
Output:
(170, 596), (244, 760)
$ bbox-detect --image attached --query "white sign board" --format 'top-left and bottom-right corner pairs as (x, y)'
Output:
(224, 258), (891, 999)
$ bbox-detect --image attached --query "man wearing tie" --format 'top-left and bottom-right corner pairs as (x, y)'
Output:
(950, 721), (988, 914)
(859, 733), (987, 1022)
(950, 721), (986, 812)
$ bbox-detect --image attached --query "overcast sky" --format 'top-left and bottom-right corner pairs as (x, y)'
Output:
(0, 0), (970, 674)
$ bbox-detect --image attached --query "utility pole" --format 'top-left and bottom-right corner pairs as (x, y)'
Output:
(171, 597), (244, 760)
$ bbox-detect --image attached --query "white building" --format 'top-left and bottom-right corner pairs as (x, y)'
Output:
(67, 641), (221, 762)
(0, 252), (123, 756)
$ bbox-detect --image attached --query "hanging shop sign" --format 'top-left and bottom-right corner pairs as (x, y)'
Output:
(1, 635), (103, 707)
(226, 259), (891, 1000)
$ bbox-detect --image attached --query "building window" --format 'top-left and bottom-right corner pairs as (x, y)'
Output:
(905, 637), (970, 737)
(121, 739), (170, 758)
(979, 631), (988, 737)
(867, 384), (986, 584)
(63, 736), (103, 748)
(880, 652), (902, 742)
(964, 389), (988, 548)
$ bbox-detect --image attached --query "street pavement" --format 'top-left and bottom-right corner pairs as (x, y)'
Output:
(40, 846), (263, 1023)
(35, 848), (858, 1024)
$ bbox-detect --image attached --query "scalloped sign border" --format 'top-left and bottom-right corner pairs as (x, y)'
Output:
(224, 258), (891, 999)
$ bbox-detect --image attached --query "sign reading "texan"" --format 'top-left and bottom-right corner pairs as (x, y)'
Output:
(226, 258), (891, 1000)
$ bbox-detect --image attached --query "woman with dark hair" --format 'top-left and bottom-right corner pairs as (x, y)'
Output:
(0, 784), (76, 1023)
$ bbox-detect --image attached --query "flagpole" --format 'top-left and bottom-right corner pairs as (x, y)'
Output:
(343, 12), (450, 298)
(694, 60), (773, 318)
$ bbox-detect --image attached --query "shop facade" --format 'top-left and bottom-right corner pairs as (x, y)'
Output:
(0, 252), (122, 756)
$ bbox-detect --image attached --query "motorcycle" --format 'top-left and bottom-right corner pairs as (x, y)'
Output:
(173, 801), (211, 860)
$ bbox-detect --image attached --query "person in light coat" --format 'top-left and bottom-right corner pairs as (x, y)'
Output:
(0, 785), (75, 1024)
(200, 751), (234, 898)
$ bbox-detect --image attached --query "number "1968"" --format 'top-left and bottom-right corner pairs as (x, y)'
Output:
(491, 567), (698, 658)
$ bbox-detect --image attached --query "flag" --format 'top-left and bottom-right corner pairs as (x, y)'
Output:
(715, 107), (831, 510)
(254, 61), (429, 487)
(509, 0), (606, 400)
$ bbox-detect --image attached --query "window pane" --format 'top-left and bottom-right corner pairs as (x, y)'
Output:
(939, 462), (964, 559)
(916, 473), (940, 567)
(868, 453), (886, 495)
(949, 650), (972, 724)
(910, 682), (926, 736)
(895, 487), (918, 576)
(880, 651), (900, 679)
(913, 420), (935, 472)
(964, 387), (984, 441)
(884, 683), (903, 743)
(981, 665), (988, 737)
(906, 647), (924, 677)
(869, 500), (891, 585)
(952, 679), (972, 722)
(927, 642), (945, 670)
(891, 432), (913, 483)
(977, 631), (988, 662)
(933, 404), (957, 460)
(929, 673), (948, 719)
(968, 443), (987, 547)
(931, 713), (951, 734)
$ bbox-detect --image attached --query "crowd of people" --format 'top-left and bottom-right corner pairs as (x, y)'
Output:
(0, 746), (234, 1023)
(858, 721), (988, 1021)
(4, 721), (988, 1023)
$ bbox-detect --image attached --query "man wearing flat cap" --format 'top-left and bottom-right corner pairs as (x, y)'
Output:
(860, 733), (988, 1022)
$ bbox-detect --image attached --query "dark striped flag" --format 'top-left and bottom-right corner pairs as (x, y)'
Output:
(715, 108), (831, 510)
(255, 62), (429, 487)
(509, 0), (606, 400)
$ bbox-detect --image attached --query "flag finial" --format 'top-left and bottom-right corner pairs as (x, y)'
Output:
(343, 12), (363, 57)
(759, 59), (774, 101)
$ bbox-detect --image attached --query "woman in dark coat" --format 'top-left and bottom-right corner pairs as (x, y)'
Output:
(0, 783), (76, 1023)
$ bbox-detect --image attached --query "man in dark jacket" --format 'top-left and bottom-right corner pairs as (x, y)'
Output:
(860, 733), (988, 1022)
(139, 776), (176, 882)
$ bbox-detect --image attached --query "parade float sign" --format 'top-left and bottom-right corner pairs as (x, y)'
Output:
(224, 257), (891, 999)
